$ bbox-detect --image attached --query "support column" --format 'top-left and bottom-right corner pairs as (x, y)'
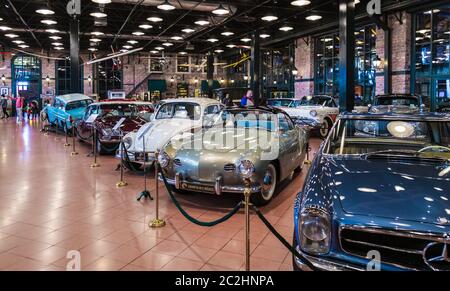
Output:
(70, 17), (81, 94)
(206, 50), (214, 99)
(338, 0), (355, 112)
(250, 30), (261, 106)
(289, 43), (295, 98)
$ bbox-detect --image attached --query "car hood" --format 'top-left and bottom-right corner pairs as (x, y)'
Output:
(325, 156), (450, 226)
(134, 118), (198, 152)
(96, 115), (145, 132)
(282, 106), (321, 116)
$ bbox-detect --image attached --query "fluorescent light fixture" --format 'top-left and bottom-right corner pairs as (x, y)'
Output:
(90, 12), (107, 18)
(36, 9), (55, 15)
(90, 38), (102, 42)
(91, 31), (104, 36)
(260, 34), (270, 38)
(241, 38), (251, 42)
(92, 0), (112, 3)
(5, 34), (19, 38)
(41, 19), (57, 25)
(221, 31), (234, 36)
(147, 17), (163, 22)
(127, 40), (138, 44)
(0, 26), (12, 31)
(123, 45), (133, 49)
(88, 48), (98, 51)
(214, 49), (224, 53)
(195, 20), (210, 26)
(179, 51), (187, 55)
(279, 26), (293, 31)
(182, 28), (195, 33)
(18, 44), (29, 48)
(226, 44), (236, 48)
(261, 15), (278, 21)
(54, 47), (64, 50)
(52, 42), (63, 46)
(171, 36), (183, 40)
(291, 0), (310, 6)
(306, 15), (322, 21)
(157, 0), (175, 11)
(132, 31), (145, 36)
(155, 46), (164, 50)
(120, 49), (129, 53)
(49, 36), (62, 40)
(150, 50), (159, 54)
(46, 29), (60, 33)
(212, 4), (229, 15)
(12, 40), (24, 44)
(207, 38), (218, 43)
(139, 24), (153, 29)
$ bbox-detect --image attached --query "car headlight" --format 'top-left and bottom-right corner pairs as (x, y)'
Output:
(299, 207), (331, 255)
(309, 110), (318, 117)
(158, 151), (170, 168)
(123, 136), (133, 149)
(238, 160), (255, 178)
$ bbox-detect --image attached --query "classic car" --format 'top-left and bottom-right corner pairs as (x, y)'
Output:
(158, 106), (310, 206)
(267, 98), (300, 108)
(119, 98), (224, 170)
(293, 112), (450, 271)
(281, 95), (339, 138)
(267, 98), (322, 131)
(44, 93), (93, 130)
(369, 94), (425, 114)
(74, 100), (154, 154)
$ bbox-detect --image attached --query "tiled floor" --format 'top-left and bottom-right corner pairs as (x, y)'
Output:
(0, 118), (321, 271)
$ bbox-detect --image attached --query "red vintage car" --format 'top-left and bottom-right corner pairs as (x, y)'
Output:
(74, 100), (154, 154)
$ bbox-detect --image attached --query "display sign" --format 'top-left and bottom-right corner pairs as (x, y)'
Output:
(113, 117), (126, 131)
(86, 113), (99, 123)
(108, 91), (126, 99)
(177, 83), (189, 98)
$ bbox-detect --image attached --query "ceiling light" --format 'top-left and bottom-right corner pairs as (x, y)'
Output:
(207, 38), (218, 43)
(88, 48), (98, 52)
(155, 46), (164, 50)
(0, 18), (3, 21)
(279, 26), (294, 31)
(127, 40), (138, 44)
(46, 29), (60, 33)
(171, 36), (183, 40)
(36, 9), (55, 15)
(261, 15), (278, 21)
(221, 31), (234, 36)
(147, 16), (163, 22)
(226, 44), (236, 48)
(52, 42), (63, 46)
(139, 24), (153, 30)
(290, 0), (310, 6)
(5, 34), (18, 38)
(306, 15), (322, 21)
(150, 50), (159, 54)
(157, 0), (175, 11)
(241, 38), (251, 42)
(92, 0), (112, 3)
(123, 45), (133, 49)
(179, 51), (187, 55)
(90, 38), (102, 42)
(182, 28), (195, 33)
(0, 26), (12, 31)
(12, 40), (24, 44)
(120, 49), (129, 53)
(212, 4), (230, 15)
(41, 19), (57, 25)
(18, 45), (29, 48)
(162, 42), (173, 46)
(54, 47), (64, 50)
(260, 34), (270, 38)
(132, 31), (145, 36)
(49, 36), (61, 40)
(195, 20), (210, 26)
(214, 49), (224, 53)
(91, 31), (104, 36)
(90, 12), (107, 18)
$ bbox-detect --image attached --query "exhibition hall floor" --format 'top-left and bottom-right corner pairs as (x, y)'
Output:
(0, 119), (320, 271)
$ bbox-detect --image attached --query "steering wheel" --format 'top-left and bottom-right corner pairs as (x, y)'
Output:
(417, 145), (450, 153)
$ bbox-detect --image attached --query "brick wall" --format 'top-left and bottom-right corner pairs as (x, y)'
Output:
(390, 12), (411, 94)
(294, 37), (314, 98)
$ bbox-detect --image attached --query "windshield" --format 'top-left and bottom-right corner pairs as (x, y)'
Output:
(267, 99), (298, 107)
(325, 118), (450, 159)
(97, 103), (152, 117)
(155, 102), (201, 120)
(375, 96), (419, 107)
(212, 110), (285, 132)
(66, 99), (92, 110)
(300, 96), (331, 106)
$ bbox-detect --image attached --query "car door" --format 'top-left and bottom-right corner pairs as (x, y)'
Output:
(277, 113), (300, 176)
(47, 98), (59, 124)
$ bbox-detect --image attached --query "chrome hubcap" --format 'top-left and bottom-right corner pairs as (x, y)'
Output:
(261, 164), (276, 200)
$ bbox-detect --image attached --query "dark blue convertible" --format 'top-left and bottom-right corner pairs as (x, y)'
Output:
(293, 112), (450, 271)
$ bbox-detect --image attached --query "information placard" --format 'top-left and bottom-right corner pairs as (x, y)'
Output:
(86, 113), (99, 123)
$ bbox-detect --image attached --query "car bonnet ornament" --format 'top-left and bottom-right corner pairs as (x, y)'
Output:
(423, 234), (450, 271)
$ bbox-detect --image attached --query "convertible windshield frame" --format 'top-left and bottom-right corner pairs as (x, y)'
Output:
(155, 102), (202, 121)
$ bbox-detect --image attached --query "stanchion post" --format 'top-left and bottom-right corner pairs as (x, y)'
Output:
(71, 122), (78, 156)
(64, 121), (70, 147)
(116, 130), (127, 187)
(304, 142), (312, 165)
(90, 126), (100, 168)
(137, 136), (153, 201)
(149, 151), (165, 228)
(243, 178), (252, 271)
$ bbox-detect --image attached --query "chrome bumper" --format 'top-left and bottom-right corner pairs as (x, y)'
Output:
(115, 150), (155, 165)
(159, 173), (261, 195)
(294, 246), (364, 271)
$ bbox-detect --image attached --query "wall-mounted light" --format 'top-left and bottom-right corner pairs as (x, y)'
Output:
(243, 75), (248, 81)
(170, 76), (175, 87)
(292, 67), (299, 76)
(220, 77), (225, 84)
(1, 74), (5, 85)
(373, 55), (383, 70)
(46, 75), (50, 86)
(87, 75), (92, 87)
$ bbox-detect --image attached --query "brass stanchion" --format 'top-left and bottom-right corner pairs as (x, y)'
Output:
(90, 127), (100, 168)
(304, 142), (312, 165)
(243, 178), (252, 271)
(71, 124), (78, 156)
(149, 151), (165, 228)
(136, 136), (153, 201)
(64, 121), (70, 147)
(116, 130), (128, 187)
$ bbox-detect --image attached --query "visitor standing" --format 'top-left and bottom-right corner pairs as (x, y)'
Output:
(240, 90), (254, 107)
(15, 94), (24, 123)
(1, 94), (9, 119)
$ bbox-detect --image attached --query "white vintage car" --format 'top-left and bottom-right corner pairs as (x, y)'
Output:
(281, 95), (339, 138)
(118, 98), (224, 170)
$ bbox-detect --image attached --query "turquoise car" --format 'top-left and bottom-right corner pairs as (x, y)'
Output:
(45, 94), (93, 130)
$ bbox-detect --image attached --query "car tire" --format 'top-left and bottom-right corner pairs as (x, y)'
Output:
(319, 118), (332, 139)
(251, 163), (277, 206)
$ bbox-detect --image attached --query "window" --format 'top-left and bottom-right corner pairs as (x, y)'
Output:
(177, 56), (190, 73)
(55, 58), (84, 95)
(97, 59), (123, 99)
(155, 102), (201, 120)
(11, 55), (41, 99)
(204, 105), (220, 115)
(149, 53), (164, 73)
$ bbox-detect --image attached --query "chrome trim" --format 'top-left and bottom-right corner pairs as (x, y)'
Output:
(215, 176), (222, 196)
(342, 238), (423, 255)
(175, 173), (182, 189)
(294, 246), (364, 271)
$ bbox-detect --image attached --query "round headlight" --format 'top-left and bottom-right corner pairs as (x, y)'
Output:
(123, 137), (133, 149)
(158, 151), (170, 168)
(238, 160), (255, 178)
(309, 110), (318, 117)
(299, 207), (331, 255)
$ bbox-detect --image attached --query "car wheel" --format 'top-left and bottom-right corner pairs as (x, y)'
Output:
(251, 163), (277, 206)
(319, 118), (332, 138)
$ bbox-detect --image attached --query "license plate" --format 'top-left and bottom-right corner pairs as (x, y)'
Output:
(181, 183), (215, 193)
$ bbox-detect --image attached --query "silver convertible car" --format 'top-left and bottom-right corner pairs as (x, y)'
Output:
(158, 107), (310, 206)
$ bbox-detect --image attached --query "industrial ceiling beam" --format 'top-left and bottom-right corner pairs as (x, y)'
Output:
(5, 0), (43, 48)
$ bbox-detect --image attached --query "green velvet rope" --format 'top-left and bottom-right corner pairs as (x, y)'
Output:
(158, 164), (243, 227)
(122, 144), (148, 172)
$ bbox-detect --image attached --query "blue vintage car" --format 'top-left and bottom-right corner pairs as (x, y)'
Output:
(44, 94), (93, 130)
(293, 112), (450, 271)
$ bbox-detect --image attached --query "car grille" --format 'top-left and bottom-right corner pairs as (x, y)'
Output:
(340, 227), (449, 270)
(173, 159), (182, 167)
(224, 163), (236, 172)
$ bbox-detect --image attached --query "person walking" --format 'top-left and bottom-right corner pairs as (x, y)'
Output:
(15, 94), (24, 123)
(0, 94), (9, 119)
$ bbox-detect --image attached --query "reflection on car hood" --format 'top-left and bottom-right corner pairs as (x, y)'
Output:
(325, 156), (450, 225)
(96, 115), (144, 132)
(370, 105), (419, 114)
